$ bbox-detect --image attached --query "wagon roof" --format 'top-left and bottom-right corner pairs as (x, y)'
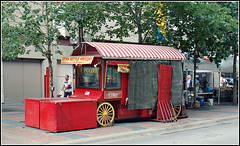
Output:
(72, 42), (186, 60)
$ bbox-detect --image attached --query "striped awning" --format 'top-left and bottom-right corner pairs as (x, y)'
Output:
(85, 42), (186, 60)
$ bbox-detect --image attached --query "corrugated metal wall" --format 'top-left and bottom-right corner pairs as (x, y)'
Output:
(2, 59), (42, 104)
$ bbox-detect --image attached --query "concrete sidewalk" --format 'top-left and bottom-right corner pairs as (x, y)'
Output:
(1, 102), (239, 145)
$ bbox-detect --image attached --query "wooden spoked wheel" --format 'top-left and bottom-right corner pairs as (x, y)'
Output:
(171, 106), (182, 119)
(97, 102), (115, 127)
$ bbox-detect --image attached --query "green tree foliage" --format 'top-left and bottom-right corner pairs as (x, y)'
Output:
(57, 2), (108, 41)
(165, 2), (238, 104)
(166, 2), (238, 65)
(102, 1), (166, 44)
(217, 2), (238, 105)
(2, 2), (64, 57)
(1, 23), (29, 60)
(2, 1), (66, 97)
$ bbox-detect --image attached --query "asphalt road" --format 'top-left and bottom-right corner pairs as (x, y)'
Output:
(87, 120), (239, 145)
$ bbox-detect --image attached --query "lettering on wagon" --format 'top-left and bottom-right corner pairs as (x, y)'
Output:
(104, 91), (122, 99)
(61, 56), (94, 64)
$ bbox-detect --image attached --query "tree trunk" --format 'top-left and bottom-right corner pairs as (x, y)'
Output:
(49, 59), (54, 98)
(138, 25), (143, 44)
(233, 47), (237, 105)
(193, 40), (198, 105)
(47, 45), (54, 98)
(48, 58), (54, 98)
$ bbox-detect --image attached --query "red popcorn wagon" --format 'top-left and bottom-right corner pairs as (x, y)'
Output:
(25, 42), (187, 132)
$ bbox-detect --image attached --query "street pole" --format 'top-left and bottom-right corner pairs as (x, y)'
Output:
(77, 20), (83, 44)
(218, 66), (221, 105)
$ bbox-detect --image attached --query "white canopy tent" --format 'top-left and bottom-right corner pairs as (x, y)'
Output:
(183, 58), (221, 105)
(220, 56), (239, 77)
(183, 58), (219, 72)
(183, 56), (239, 104)
(183, 58), (219, 88)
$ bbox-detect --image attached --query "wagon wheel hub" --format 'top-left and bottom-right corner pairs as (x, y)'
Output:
(103, 110), (108, 119)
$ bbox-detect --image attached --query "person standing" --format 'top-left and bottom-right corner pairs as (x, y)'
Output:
(61, 75), (73, 98)
(199, 74), (208, 92)
(220, 74), (227, 87)
(185, 75), (193, 108)
(186, 75), (193, 88)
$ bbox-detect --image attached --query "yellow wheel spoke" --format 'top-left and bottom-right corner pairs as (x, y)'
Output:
(107, 107), (111, 112)
(107, 109), (113, 113)
(173, 106), (181, 118)
(170, 106), (181, 119)
(98, 108), (103, 114)
(97, 114), (103, 117)
(97, 116), (103, 120)
(103, 119), (106, 125)
(98, 118), (103, 122)
(107, 116), (112, 121)
(98, 110), (103, 114)
(107, 105), (112, 111)
(104, 104), (108, 108)
(98, 117), (103, 123)
(99, 105), (103, 111)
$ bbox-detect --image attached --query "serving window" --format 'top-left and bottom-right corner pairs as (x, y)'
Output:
(106, 66), (121, 89)
(77, 66), (100, 89)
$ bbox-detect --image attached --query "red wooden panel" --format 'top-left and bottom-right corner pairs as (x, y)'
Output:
(25, 99), (40, 128)
(25, 98), (60, 128)
(157, 65), (172, 120)
(139, 109), (156, 117)
(158, 65), (172, 101)
(40, 99), (97, 132)
(117, 104), (139, 119)
(121, 73), (128, 105)
(69, 88), (103, 100)
(40, 101), (57, 132)
(44, 75), (47, 98)
(46, 67), (50, 98)
(56, 100), (97, 132)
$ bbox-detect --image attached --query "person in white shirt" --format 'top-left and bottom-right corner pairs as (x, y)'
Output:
(61, 75), (72, 98)
(186, 75), (193, 88)
(220, 74), (227, 87)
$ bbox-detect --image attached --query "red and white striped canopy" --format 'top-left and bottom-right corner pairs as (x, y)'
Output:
(85, 42), (186, 60)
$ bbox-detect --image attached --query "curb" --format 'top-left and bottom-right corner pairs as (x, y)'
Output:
(47, 115), (238, 144)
